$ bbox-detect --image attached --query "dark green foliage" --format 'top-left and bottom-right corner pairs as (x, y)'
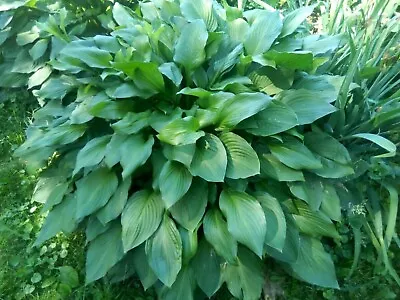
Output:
(1, 0), (399, 299)
(11, 1), (352, 298)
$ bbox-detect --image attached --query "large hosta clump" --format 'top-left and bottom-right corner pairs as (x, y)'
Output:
(16, 1), (352, 299)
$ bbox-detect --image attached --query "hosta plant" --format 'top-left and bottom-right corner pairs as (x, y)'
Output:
(0, 0), (118, 90)
(16, 0), (356, 299)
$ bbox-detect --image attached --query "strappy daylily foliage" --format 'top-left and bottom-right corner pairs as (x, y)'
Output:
(10, 0), (372, 299)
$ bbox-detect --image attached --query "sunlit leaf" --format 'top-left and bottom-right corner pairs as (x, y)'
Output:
(174, 20), (208, 71)
(220, 132), (260, 179)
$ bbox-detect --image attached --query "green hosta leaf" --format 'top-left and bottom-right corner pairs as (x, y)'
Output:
(211, 76), (252, 91)
(89, 99), (134, 120)
(146, 215), (182, 287)
(18, 124), (86, 155)
(86, 217), (110, 243)
(266, 221), (300, 263)
(159, 267), (195, 300)
(140, 2), (160, 22)
(120, 135), (154, 179)
(244, 10), (282, 56)
(86, 223), (124, 283)
(320, 184), (341, 222)
(294, 74), (344, 96)
(111, 111), (150, 135)
(219, 132), (260, 179)
(158, 62), (183, 86)
(112, 28), (151, 59)
(75, 168), (118, 220)
(104, 134), (126, 168)
(107, 251), (136, 284)
(256, 192), (286, 251)
(249, 66), (291, 93)
(178, 87), (212, 98)
(60, 42), (112, 69)
(93, 35), (121, 53)
(205, 30), (223, 60)
(217, 92), (272, 130)
(196, 108), (218, 127)
(219, 190), (266, 257)
(207, 42), (244, 85)
(34, 195), (78, 246)
(264, 50), (314, 71)
(159, 161), (193, 208)
(16, 30), (39, 46)
(112, 3), (137, 27)
(157, 117), (205, 146)
(181, 0), (217, 31)
(106, 83), (150, 99)
(151, 150), (168, 190)
(196, 91), (234, 110)
(12, 49), (37, 73)
(132, 245), (158, 290)
(269, 138), (322, 170)
(73, 135), (111, 175)
(170, 178), (208, 232)
(260, 154), (305, 182)
(280, 5), (316, 37)
(238, 100), (298, 136)
(351, 133), (396, 157)
(304, 131), (351, 164)
(192, 67), (208, 89)
(0, 68), (28, 88)
(97, 178), (131, 225)
(163, 144), (195, 167)
(203, 209), (238, 264)
(278, 89), (337, 124)
(287, 236), (339, 288)
(51, 56), (85, 74)
(28, 66), (52, 89)
(0, 0), (29, 11)
(192, 241), (221, 297)
(189, 133), (227, 182)
(36, 76), (76, 100)
(225, 178), (248, 192)
(191, 70), (209, 92)
(121, 190), (164, 252)
(179, 227), (198, 264)
(303, 34), (345, 54)
(112, 61), (165, 94)
(291, 200), (340, 239)
(32, 176), (68, 211)
(174, 20), (208, 71)
(288, 175), (323, 211)
(0, 26), (10, 45)
(311, 156), (354, 179)
(228, 18), (250, 44)
(29, 39), (48, 60)
(223, 247), (264, 300)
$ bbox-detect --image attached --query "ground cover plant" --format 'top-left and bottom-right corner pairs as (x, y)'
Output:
(0, 0), (399, 299)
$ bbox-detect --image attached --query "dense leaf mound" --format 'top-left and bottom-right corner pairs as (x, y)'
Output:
(15, 0), (354, 298)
